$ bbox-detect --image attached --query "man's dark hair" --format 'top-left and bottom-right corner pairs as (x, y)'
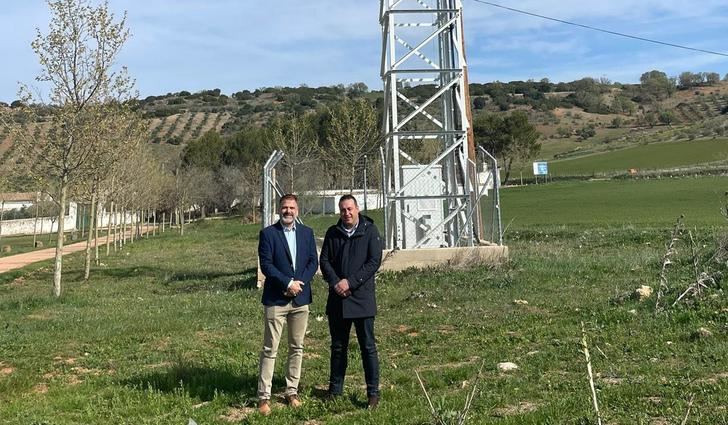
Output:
(280, 194), (298, 205)
(338, 194), (358, 206)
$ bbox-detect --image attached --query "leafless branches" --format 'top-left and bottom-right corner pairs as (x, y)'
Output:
(415, 361), (485, 425)
(655, 215), (684, 312)
(581, 322), (603, 425)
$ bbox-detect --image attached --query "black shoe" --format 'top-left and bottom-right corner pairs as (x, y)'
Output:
(324, 392), (342, 402)
(367, 395), (379, 409)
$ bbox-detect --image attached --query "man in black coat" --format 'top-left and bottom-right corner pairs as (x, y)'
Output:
(319, 194), (382, 408)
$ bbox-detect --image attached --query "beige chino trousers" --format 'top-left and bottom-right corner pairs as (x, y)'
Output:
(257, 302), (309, 400)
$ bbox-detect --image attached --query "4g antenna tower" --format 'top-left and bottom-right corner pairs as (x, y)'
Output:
(380, 0), (500, 250)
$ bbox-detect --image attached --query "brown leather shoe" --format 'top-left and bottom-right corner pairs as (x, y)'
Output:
(285, 393), (302, 408)
(367, 395), (379, 409)
(258, 399), (271, 416)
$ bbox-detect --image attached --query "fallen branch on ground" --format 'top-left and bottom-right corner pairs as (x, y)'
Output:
(656, 215), (684, 312)
(581, 321), (603, 425)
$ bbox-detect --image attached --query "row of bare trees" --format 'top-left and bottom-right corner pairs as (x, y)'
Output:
(174, 96), (384, 219)
(264, 97), (382, 197)
(0, 0), (196, 297)
(0, 0), (386, 298)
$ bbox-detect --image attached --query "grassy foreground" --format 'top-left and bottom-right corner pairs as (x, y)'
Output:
(1, 180), (727, 424)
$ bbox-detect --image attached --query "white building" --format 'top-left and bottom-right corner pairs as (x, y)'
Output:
(0, 192), (78, 237)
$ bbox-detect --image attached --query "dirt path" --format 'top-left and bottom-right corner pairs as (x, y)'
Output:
(0, 230), (155, 274)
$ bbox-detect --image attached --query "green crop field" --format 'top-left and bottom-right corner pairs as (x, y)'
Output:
(1, 178), (726, 424)
(501, 176), (728, 228)
(515, 138), (728, 178)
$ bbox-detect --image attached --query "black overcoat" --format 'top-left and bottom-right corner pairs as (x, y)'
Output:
(320, 215), (382, 319)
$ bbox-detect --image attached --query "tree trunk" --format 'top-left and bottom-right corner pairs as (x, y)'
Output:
(502, 157), (514, 186)
(110, 202), (117, 254)
(94, 201), (100, 265)
(83, 191), (97, 281)
(80, 204), (85, 238)
(152, 210), (156, 236)
(0, 200), (5, 248)
(122, 209), (127, 247)
(161, 211), (165, 233)
(179, 207), (185, 236)
(351, 165), (355, 192)
(52, 184), (68, 297)
(131, 209), (136, 244)
(33, 194), (40, 247)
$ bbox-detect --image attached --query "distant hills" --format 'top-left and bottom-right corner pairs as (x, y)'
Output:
(2, 73), (727, 165)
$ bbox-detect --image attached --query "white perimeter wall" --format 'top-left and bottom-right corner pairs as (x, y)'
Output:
(0, 203), (78, 237)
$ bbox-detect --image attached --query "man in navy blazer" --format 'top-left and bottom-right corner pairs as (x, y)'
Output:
(257, 194), (318, 416)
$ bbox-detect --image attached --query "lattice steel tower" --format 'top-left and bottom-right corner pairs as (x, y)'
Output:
(380, 0), (491, 250)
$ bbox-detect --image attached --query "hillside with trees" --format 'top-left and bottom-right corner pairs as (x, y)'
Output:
(3, 68), (728, 192)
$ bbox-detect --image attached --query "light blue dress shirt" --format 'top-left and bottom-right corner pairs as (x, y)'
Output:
(283, 223), (297, 272)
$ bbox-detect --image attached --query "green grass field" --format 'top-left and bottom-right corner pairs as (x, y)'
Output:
(548, 138), (728, 177)
(513, 138), (728, 178)
(501, 176), (728, 227)
(1, 178), (726, 424)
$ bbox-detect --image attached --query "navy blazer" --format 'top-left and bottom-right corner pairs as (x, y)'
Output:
(258, 221), (318, 307)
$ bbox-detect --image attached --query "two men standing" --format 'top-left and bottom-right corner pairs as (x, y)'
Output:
(256, 194), (382, 415)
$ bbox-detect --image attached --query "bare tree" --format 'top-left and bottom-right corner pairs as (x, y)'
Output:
(0, 175), (8, 248)
(4, 0), (133, 297)
(79, 108), (145, 279)
(240, 161), (262, 222)
(215, 166), (246, 214)
(266, 114), (318, 193)
(325, 98), (381, 190)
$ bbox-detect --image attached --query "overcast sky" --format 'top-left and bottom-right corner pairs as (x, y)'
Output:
(1, 0), (727, 102)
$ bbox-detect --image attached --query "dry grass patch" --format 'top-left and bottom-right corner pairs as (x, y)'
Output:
(32, 383), (48, 394)
(52, 357), (77, 366)
(66, 374), (83, 385)
(42, 371), (60, 380)
(219, 406), (256, 422)
(26, 311), (53, 320)
(70, 366), (103, 376)
(0, 365), (15, 377)
(195, 330), (224, 346)
(416, 356), (480, 372)
(600, 376), (624, 385)
(698, 371), (728, 384)
(144, 361), (173, 370)
(491, 401), (539, 417)
(436, 324), (456, 334)
(149, 337), (170, 351)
